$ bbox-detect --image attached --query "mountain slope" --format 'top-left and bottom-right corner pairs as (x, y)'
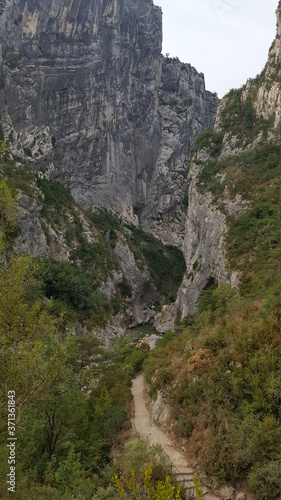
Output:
(155, 2), (281, 330)
(145, 5), (281, 498)
(0, 0), (217, 245)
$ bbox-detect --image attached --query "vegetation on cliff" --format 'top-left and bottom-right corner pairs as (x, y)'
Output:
(0, 156), (186, 498)
(144, 66), (281, 499)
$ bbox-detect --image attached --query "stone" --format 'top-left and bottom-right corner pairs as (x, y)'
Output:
(0, 0), (218, 249)
(216, 486), (235, 500)
(113, 236), (161, 326)
(235, 493), (246, 500)
(151, 390), (171, 426)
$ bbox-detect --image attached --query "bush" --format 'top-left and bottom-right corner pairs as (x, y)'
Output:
(44, 261), (93, 312)
(248, 461), (281, 500)
(176, 417), (194, 438)
(249, 417), (281, 464)
(37, 179), (73, 211)
(127, 349), (148, 377)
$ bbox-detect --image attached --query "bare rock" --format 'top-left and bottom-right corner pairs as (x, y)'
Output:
(235, 493), (246, 500)
(216, 486), (235, 500)
(151, 390), (171, 426)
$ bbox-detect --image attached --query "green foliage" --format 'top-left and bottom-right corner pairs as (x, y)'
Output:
(126, 349), (148, 377)
(23, 147), (32, 158)
(0, 186), (136, 498)
(119, 276), (132, 299)
(44, 261), (94, 311)
(176, 417), (194, 439)
(113, 439), (183, 499)
(144, 282), (281, 486)
(227, 183), (281, 298)
(70, 236), (118, 286)
(194, 127), (223, 157)
(87, 208), (122, 233)
(192, 474), (204, 500)
(37, 178), (74, 212)
(196, 137), (281, 304)
(0, 118), (4, 141)
(0, 140), (8, 157)
(156, 330), (177, 348)
(220, 89), (256, 135)
(194, 127), (213, 150)
(7, 57), (21, 70)
(0, 178), (19, 253)
(125, 226), (186, 302)
(0, 162), (37, 198)
(248, 461), (281, 500)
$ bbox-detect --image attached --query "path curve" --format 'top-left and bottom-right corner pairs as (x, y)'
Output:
(131, 373), (220, 500)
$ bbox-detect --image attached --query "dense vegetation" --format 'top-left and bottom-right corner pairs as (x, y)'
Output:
(0, 157), (186, 331)
(144, 74), (281, 499)
(0, 154), (188, 498)
(0, 32), (280, 498)
(0, 177), (164, 498)
(144, 284), (281, 496)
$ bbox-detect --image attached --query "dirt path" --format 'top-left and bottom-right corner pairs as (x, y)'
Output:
(131, 373), (220, 500)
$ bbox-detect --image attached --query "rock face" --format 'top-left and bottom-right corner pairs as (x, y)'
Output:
(12, 189), (162, 328)
(215, 2), (281, 151)
(2, 0), (279, 334)
(175, 153), (228, 318)
(175, 3), (281, 316)
(113, 237), (161, 326)
(141, 57), (218, 246)
(155, 3), (281, 329)
(0, 0), (217, 239)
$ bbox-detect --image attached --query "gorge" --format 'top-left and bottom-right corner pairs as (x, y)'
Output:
(0, 2), (280, 498)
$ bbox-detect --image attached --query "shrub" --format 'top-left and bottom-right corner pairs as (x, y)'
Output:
(248, 461), (281, 500)
(176, 417), (194, 438)
(44, 261), (93, 312)
(37, 179), (73, 212)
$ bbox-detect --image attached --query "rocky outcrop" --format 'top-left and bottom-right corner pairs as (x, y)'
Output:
(215, 2), (281, 152)
(113, 236), (161, 326)
(154, 149), (229, 329)
(0, 0), (218, 242)
(151, 390), (171, 426)
(13, 193), (49, 259)
(12, 190), (161, 328)
(140, 57), (218, 246)
(175, 153), (228, 318)
(0, 0), (163, 224)
(155, 3), (281, 329)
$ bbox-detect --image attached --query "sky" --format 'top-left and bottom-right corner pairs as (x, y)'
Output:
(154, 0), (278, 97)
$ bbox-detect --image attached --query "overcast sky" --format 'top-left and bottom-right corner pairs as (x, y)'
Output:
(154, 0), (278, 97)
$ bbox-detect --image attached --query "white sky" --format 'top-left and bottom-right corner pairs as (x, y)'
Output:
(154, 0), (278, 97)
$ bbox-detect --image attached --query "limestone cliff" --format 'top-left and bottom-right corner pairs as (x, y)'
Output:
(141, 57), (218, 247)
(0, 0), (217, 240)
(176, 2), (281, 316)
(155, 3), (281, 330)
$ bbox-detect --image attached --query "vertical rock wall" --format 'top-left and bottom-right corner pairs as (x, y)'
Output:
(0, 0), (218, 235)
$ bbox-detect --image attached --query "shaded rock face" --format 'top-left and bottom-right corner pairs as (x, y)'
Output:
(0, 0), (162, 223)
(141, 57), (218, 246)
(175, 153), (228, 319)
(0, 0), (218, 236)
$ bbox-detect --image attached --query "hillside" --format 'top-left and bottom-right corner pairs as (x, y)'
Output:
(144, 4), (281, 499)
(0, 1), (280, 499)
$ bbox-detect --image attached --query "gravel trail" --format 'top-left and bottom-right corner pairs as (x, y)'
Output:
(131, 373), (220, 500)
